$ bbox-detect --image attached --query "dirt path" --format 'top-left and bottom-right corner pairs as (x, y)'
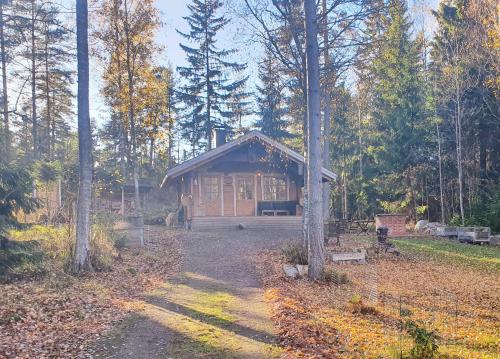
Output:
(91, 227), (297, 358)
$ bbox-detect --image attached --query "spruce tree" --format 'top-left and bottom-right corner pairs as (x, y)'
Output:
(37, 4), (74, 161)
(177, 0), (247, 150)
(371, 0), (430, 220)
(254, 47), (291, 141)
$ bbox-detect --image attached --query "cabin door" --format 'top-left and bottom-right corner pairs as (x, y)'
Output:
(235, 176), (255, 216)
(222, 176), (235, 216)
(201, 175), (221, 216)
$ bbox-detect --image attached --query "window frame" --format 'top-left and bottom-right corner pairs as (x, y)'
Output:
(262, 176), (287, 201)
(237, 176), (254, 200)
(202, 175), (220, 201)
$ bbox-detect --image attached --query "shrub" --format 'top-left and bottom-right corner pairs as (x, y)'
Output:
(88, 223), (118, 271)
(7, 217), (119, 276)
(0, 240), (44, 279)
(319, 268), (349, 284)
(449, 183), (500, 234)
(405, 320), (440, 359)
(281, 242), (308, 265)
(9, 225), (72, 264)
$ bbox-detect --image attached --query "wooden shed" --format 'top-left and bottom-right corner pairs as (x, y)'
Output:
(160, 130), (336, 230)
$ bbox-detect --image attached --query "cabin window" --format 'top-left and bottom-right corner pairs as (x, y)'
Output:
(237, 177), (253, 200)
(202, 176), (219, 200)
(263, 176), (287, 201)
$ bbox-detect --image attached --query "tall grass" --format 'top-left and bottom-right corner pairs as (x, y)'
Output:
(3, 214), (119, 279)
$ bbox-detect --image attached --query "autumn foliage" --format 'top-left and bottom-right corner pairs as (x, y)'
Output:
(258, 236), (500, 358)
(0, 226), (180, 358)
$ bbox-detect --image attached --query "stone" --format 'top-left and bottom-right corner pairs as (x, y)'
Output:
(283, 264), (299, 278)
(415, 220), (429, 232)
(296, 264), (308, 277)
(490, 235), (500, 246)
(331, 249), (366, 264)
(238, 223), (246, 230)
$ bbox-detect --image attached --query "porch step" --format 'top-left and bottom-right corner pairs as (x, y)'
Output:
(191, 216), (303, 231)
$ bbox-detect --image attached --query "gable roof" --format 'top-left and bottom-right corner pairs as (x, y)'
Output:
(160, 130), (337, 187)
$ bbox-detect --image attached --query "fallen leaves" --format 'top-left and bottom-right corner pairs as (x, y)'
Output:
(256, 237), (500, 358)
(0, 226), (181, 359)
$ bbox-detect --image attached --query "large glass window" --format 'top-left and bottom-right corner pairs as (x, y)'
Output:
(202, 176), (219, 200)
(263, 176), (287, 201)
(237, 177), (253, 200)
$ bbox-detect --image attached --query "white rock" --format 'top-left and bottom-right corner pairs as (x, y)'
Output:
(296, 264), (308, 277)
(415, 220), (429, 232)
(283, 264), (299, 278)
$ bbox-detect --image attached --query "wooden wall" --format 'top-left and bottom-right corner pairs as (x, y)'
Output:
(189, 171), (300, 217)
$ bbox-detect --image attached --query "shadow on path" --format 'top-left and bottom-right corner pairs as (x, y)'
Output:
(90, 228), (296, 358)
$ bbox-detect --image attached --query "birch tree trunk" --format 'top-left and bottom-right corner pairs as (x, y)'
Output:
(73, 0), (92, 273)
(123, 0), (144, 245)
(321, 0), (331, 222)
(437, 124), (445, 224)
(455, 87), (465, 225)
(304, 0), (324, 280)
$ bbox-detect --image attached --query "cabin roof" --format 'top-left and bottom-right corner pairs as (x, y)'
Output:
(160, 130), (337, 187)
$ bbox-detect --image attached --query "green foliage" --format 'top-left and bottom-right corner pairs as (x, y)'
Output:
(0, 239), (44, 279)
(4, 217), (119, 279)
(254, 46), (292, 141)
(34, 161), (61, 183)
(449, 184), (500, 234)
(0, 164), (39, 234)
(281, 242), (308, 265)
(177, 0), (248, 150)
(405, 320), (440, 359)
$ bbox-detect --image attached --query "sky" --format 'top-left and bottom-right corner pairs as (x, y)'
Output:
(87, 0), (263, 126)
(66, 0), (439, 127)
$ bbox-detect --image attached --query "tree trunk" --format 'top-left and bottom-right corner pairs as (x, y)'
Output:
(205, 25), (212, 150)
(123, 0), (144, 244)
(0, 4), (10, 161)
(321, 0), (331, 222)
(44, 23), (52, 159)
(31, 0), (37, 160)
(437, 124), (445, 224)
(302, 98), (308, 248)
(455, 89), (465, 225)
(304, 0), (324, 280)
(73, 0), (92, 273)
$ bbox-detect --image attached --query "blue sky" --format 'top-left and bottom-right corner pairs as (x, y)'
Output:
(88, 0), (262, 125)
(82, 0), (438, 126)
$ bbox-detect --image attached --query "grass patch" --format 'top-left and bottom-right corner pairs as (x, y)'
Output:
(391, 237), (500, 270)
(2, 222), (119, 280)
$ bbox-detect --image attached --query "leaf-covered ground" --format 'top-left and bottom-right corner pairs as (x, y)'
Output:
(258, 236), (500, 358)
(0, 226), (181, 358)
(88, 228), (287, 359)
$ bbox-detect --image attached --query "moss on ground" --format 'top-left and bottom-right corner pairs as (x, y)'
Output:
(144, 272), (281, 358)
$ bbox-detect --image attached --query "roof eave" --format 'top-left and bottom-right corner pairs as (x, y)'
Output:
(160, 131), (337, 187)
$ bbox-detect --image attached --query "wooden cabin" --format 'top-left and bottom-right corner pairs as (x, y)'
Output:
(160, 130), (336, 230)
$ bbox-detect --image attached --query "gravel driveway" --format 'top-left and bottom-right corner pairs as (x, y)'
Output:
(91, 227), (299, 358)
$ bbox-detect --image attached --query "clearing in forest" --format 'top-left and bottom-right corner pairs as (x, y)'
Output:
(90, 229), (292, 358)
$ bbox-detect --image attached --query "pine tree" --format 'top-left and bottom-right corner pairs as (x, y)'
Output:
(37, 4), (74, 161)
(254, 47), (291, 141)
(177, 0), (247, 150)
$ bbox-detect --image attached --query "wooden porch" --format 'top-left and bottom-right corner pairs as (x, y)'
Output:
(190, 216), (303, 231)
